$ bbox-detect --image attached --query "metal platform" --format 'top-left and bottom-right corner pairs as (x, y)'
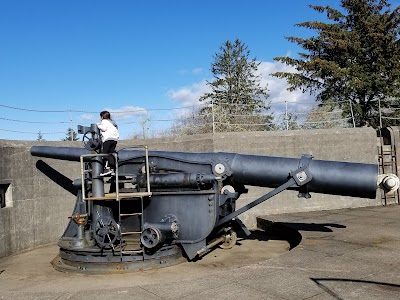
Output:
(85, 192), (152, 201)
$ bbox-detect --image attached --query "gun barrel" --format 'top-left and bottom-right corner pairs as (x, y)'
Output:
(31, 146), (90, 161)
(30, 146), (379, 198)
(228, 154), (378, 198)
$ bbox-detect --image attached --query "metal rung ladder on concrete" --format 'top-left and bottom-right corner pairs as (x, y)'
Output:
(79, 146), (152, 257)
(115, 146), (151, 255)
(377, 128), (400, 205)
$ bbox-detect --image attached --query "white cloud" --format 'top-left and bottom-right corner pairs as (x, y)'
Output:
(78, 105), (148, 123)
(257, 61), (313, 104)
(167, 81), (210, 107)
(80, 113), (95, 121)
(192, 67), (203, 75)
(257, 61), (316, 118)
(104, 105), (148, 120)
(177, 67), (205, 76)
(168, 61), (317, 121)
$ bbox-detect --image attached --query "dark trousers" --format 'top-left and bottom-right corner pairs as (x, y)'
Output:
(102, 140), (117, 169)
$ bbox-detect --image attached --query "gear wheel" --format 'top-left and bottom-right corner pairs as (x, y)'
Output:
(93, 216), (119, 248)
(220, 229), (237, 249)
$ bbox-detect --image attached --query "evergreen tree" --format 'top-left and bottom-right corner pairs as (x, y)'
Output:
(200, 39), (273, 132)
(61, 128), (79, 141)
(272, 0), (400, 128)
(277, 112), (301, 130)
(37, 131), (45, 141)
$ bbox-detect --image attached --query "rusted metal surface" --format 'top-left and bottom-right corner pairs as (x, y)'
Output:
(377, 127), (400, 205)
(52, 245), (186, 274)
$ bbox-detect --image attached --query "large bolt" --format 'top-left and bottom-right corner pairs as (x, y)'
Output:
(214, 163), (225, 175)
(383, 175), (399, 190)
(296, 171), (307, 182)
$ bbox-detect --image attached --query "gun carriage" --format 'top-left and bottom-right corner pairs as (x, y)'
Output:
(30, 124), (398, 273)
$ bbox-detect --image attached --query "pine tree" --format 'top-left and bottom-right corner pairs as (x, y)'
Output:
(199, 39), (273, 132)
(37, 131), (45, 141)
(61, 128), (79, 141)
(272, 0), (400, 128)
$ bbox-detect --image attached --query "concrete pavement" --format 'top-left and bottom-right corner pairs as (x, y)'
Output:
(1, 205), (400, 299)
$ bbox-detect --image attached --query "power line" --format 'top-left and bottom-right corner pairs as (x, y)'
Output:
(0, 99), (397, 140)
(0, 103), (204, 114)
(0, 128), (65, 134)
(0, 117), (70, 124)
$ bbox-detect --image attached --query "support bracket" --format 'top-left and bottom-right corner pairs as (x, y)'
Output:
(216, 154), (314, 227)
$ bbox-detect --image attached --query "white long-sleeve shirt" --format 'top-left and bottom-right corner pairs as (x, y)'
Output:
(97, 119), (119, 142)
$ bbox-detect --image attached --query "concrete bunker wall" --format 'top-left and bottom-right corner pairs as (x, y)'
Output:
(0, 127), (382, 258)
(0, 140), (81, 258)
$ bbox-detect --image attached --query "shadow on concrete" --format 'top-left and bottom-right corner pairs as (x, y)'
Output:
(256, 218), (347, 250)
(310, 277), (400, 300)
(235, 224), (302, 250)
(36, 160), (78, 196)
(193, 226), (294, 263)
(276, 221), (347, 232)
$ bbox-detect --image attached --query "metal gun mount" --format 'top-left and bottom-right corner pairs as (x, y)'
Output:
(30, 124), (399, 273)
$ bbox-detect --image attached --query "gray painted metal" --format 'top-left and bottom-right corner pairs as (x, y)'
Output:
(30, 141), (379, 272)
(31, 146), (378, 198)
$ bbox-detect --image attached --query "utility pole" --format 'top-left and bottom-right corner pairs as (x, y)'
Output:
(378, 97), (383, 129)
(140, 111), (150, 139)
(69, 111), (73, 141)
(211, 99), (215, 134)
(285, 100), (289, 130)
(349, 99), (356, 128)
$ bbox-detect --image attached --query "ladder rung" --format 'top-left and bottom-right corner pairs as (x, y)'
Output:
(121, 231), (141, 235)
(84, 192), (151, 201)
(121, 250), (143, 254)
(106, 192), (152, 199)
(120, 213), (142, 217)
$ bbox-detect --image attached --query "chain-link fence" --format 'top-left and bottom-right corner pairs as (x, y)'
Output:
(1, 99), (399, 141)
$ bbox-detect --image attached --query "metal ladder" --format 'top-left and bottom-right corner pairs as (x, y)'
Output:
(79, 146), (152, 256)
(378, 128), (399, 205)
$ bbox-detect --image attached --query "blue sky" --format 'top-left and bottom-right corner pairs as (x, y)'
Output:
(0, 0), (343, 140)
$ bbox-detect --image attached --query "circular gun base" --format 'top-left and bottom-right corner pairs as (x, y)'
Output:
(51, 246), (186, 274)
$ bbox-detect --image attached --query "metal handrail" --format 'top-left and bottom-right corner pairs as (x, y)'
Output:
(117, 145), (151, 195)
(79, 147), (152, 257)
(79, 153), (115, 201)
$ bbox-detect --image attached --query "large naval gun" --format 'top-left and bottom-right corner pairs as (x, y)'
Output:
(31, 124), (399, 273)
